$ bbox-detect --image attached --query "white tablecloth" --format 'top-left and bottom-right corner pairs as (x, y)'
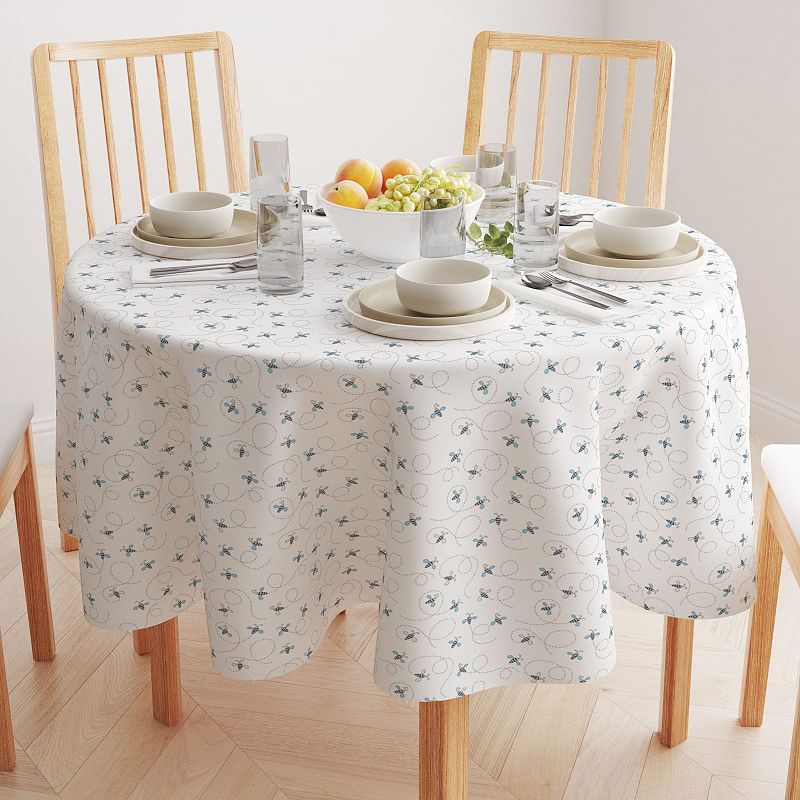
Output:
(56, 194), (754, 701)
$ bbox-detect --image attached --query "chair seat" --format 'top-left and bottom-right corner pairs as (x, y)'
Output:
(762, 444), (800, 539)
(0, 399), (33, 474)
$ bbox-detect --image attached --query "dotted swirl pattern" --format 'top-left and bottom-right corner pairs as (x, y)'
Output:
(56, 194), (754, 701)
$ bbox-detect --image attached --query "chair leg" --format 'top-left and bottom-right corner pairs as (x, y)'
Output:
(60, 531), (79, 552)
(0, 633), (15, 771)
(133, 628), (152, 655)
(13, 427), (55, 662)
(659, 616), (694, 747)
(740, 493), (783, 727)
(787, 685), (800, 800)
(419, 696), (468, 800)
(150, 618), (182, 726)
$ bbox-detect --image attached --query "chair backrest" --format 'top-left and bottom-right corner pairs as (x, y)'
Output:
(32, 31), (247, 314)
(463, 32), (674, 209)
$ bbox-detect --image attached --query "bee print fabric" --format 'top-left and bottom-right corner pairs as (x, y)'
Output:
(56, 194), (754, 701)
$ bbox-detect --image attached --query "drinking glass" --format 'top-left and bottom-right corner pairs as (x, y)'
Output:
(250, 134), (290, 211)
(420, 198), (466, 258)
(475, 143), (517, 225)
(257, 193), (304, 294)
(513, 180), (559, 274)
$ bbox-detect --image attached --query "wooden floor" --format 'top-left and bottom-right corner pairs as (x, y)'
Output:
(0, 435), (796, 800)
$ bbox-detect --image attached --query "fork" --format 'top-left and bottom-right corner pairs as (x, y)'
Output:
(540, 270), (628, 304)
(299, 189), (313, 213)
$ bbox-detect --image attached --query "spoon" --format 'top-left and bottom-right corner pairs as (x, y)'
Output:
(559, 213), (594, 226)
(521, 273), (609, 309)
(150, 256), (257, 277)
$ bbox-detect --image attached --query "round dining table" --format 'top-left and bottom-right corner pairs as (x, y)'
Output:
(55, 193), (755, 798)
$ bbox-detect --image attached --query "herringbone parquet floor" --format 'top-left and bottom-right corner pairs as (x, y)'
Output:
(0, 434), (796, 800)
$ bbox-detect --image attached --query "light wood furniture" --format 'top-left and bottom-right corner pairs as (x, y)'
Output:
(463, 32), (675, 208)
(0, 401), (56, 770)
(32, 31), (245, 726)
(740, 445), (800, 799)
(420, 697), (469, 800)
(464, 31), (687, 753)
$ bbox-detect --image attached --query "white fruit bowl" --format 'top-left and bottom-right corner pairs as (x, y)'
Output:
(319, 182), (484, 263)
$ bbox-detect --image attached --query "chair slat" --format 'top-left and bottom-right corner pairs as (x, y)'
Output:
(155, 54), (178, 192)
(504, 50), (521, 147)
(463, 32), (674, 207)
(68, 61), (95, 238)
(588, 56), (608, 198)
(560, 55), (581, 192)
(185, 52), (207, 191)
(126, 58), (149, 212)
(97, 59), (122, 223)
(531, 52), (550, 180)
(616, 58), (637, 203)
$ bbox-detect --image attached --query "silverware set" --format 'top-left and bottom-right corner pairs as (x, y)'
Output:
(150, 256), (257, 277)
(520, 269), (627, 310)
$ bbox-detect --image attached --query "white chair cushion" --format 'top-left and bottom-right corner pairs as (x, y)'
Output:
(0, 398), (33, 474)
(761, 444), (800, 539)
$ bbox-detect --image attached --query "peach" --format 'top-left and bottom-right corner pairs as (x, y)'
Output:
(334, 158), (383, 198)
(325, 180), (369, 209)
(380, 158), (421, 190)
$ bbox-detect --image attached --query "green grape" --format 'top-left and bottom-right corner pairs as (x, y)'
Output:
(364, 168), (477, 212)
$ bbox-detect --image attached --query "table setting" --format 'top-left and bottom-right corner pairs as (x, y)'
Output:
(55, 131), (753, 783)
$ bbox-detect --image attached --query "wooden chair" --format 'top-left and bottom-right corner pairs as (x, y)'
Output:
(419, 35), (684, 798)
(463, 31), (675, 208)
(32, 31), (247, 726)
(0, 400), (56, 770)
(740, 446), (800, 799)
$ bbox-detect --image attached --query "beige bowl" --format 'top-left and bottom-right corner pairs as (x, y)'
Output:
(593, 206), (681, 258)
(395, 258), (491, 316)
(149, 191), (234, 239)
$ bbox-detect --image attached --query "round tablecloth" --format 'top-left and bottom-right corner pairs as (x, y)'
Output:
(56, 194), (754, 701)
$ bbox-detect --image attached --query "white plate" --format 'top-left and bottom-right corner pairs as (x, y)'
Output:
(564, 229), (700, 267)
(130, 228), (256, 260)
(359, 279), (507, 326)
(134, 209), (256, 247)
(344, 287), (515, 340)
(558, 242), (707, 282)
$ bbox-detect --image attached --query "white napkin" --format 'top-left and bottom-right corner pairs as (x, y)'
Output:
(496, 274), (648, 323)
(130, 260), (257, 287)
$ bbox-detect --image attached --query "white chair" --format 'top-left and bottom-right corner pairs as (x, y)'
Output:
(0, 399), (56, 770)
(740, 445), (800, 799)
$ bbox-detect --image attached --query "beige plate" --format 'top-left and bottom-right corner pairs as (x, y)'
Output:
(359, 280), (507, 326)
(134, 208), (256, 247)
(130, 228), (256, 260)
(344, 288), (515, 341)
(564, 229), (700, 268)
(558, 241), (707, 282)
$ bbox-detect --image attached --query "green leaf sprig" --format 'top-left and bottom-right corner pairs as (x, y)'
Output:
(468, 220), (514, 259)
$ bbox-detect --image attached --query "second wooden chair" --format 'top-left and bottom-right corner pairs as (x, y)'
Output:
(31, 30), (246, 726)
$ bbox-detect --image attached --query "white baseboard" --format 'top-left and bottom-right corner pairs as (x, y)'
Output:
(31, 415), (56, 464)
(751, 388), (800, 444)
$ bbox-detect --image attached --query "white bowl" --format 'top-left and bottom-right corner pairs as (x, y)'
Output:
(319, 182), (484, 263)
(429, 154), (476, 180)
(395, 258), (491, 316)
(149, 191), (234, 239)
(593, 206), (681, 258)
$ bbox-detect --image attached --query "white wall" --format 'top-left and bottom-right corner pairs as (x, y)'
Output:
(0, 0), (606, 460)
(603, 0), (800, 441)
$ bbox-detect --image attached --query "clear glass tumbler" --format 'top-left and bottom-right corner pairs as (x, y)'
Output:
(250, 134), (290, 211)
(257, 193), (304, 295)
(513, 180), (559, 274)
(420, 198), (466, 258)
(475, 143), (517, 225)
